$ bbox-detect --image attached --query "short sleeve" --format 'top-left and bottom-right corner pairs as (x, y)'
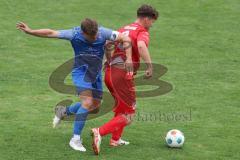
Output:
(137, 31), (150, 46)
(58, 29), (74, 40)
(100, 27), (119, 41)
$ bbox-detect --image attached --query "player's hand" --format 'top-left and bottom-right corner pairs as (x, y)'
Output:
(125, 58), (134, 80)
(16, 22), (32, 33)
(125, 58), (133, 74)
(144, 67), (153, 79)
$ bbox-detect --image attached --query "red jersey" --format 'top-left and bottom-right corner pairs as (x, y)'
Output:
(112, 22), (150, 71)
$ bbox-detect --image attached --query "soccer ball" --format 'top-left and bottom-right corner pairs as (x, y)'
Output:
(165, 129), (185, 148)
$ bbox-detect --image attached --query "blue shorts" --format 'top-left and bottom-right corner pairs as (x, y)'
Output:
(72, 70), (103, 100)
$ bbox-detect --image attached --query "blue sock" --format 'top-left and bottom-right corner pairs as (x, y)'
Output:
(73, 106), (89, 135)
(66, 102), (81, 115)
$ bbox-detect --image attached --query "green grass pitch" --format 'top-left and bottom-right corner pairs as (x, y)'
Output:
(0, 0), (240, 159)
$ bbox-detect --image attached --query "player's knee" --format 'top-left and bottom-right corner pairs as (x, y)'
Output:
(93, 99), (101, 107)
(89, 100), (101, 114)
(84, 98), (101, 113)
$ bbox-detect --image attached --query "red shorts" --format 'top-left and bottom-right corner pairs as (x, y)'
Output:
(104, 66), (136, 114)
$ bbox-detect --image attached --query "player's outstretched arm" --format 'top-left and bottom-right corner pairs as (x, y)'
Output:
(137, 41), (153, 79)
(16, 22), (59, 38)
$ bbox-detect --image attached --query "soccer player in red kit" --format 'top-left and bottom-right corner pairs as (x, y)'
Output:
(91, 4), (159, 155)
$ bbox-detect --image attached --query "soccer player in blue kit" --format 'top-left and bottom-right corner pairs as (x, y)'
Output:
(16, 18), (132, 152)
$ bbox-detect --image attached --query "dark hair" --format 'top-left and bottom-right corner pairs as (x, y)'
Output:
(137, 4), (159, 20)
(81, 18), (98, 36)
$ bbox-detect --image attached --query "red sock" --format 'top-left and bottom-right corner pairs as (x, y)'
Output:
(111, 112), (126, 141)
(99, 115), (128, 136)
(112, 125), (125, 141)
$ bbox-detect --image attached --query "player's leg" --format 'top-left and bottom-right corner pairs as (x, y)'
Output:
(99, 66), (136, 148)
(110, 112), (127, 146)
(53, 102), (82, 128)
(91, 112), (133, 153)
(91, 67), (114, 155)
(66, 102), (82, 115)
(91, 113), (128, 155)
(92, 66), (135, 154)
(53, 74), (102, 127)
(69, 89), (101, 152)
(111, 112), (125, 141)
(109, 66), (136, 141)
(110, 113), (135, 146)
(71, 90), (101, 149)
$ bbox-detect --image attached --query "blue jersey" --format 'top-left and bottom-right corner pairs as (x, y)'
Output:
(58, 26), (118, 70)
(57, 26), (119, 97)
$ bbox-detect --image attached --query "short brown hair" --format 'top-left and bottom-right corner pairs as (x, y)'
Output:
(81, 18), (98, 36)
(137, 4), (159, 20)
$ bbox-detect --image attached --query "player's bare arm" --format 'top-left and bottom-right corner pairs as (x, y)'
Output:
(104, 40), (114, 63)
(16, 22), (59, 38)
(137, 40), (153, 78)
(115, 33), (133, 73)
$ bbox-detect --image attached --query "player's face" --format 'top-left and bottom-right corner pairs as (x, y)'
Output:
(144, 18), (156, 30)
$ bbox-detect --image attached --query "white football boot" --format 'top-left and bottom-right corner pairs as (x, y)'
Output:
(110, 138), (130, 147)
(52, 106), (67, 128)
(91, 128), (102, 155)
(69, 137), (86, 152)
